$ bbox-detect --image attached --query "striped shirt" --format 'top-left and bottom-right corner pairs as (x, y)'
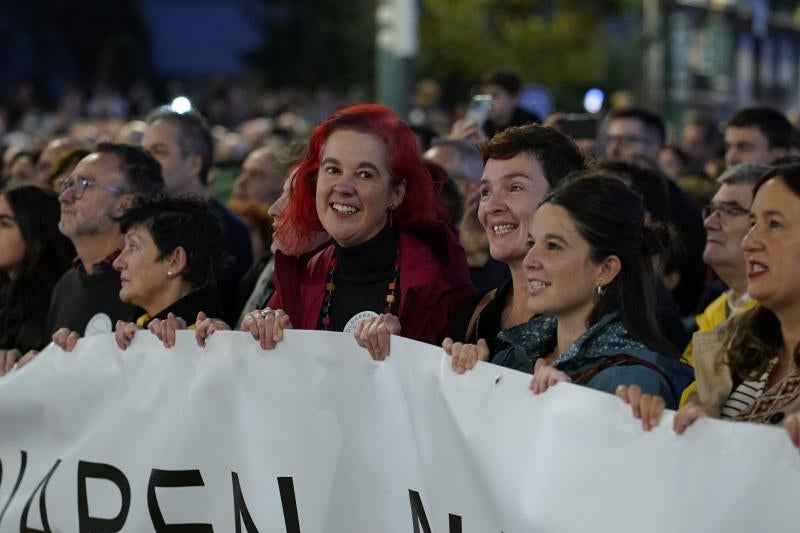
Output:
(721, 358), (778, 419)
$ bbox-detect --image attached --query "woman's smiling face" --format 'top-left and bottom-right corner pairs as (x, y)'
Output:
(315, 129), (405, 248)
(477, 153), (550, 266)
(523, 203), (609, 320)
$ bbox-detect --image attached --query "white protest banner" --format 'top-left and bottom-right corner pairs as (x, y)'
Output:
(0, 330), (798, 532)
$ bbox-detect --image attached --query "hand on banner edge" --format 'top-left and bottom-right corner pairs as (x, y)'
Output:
(442, 337), (489, 374)
(616, 384), (666, 432)
(530, 358), (571, 395)
(148, 312), (187, 349)
(52, 327), (81, 352)
(354, 313), (401, 361)
(195, 311), (231, 347)
(240, 307), (292, 350)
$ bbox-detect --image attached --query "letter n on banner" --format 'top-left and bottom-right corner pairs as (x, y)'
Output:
(232, 472), (258, 533)
(231, 475), (301, 533)
(277, 477), (301, 533)
(409, 490), (463, 533)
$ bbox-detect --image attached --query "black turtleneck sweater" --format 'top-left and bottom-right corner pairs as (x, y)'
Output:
(319, 226), (399, 332)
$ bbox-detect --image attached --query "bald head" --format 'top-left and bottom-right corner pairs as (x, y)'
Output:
(232, 146), (285, 204)
(37, 137), (83, 186)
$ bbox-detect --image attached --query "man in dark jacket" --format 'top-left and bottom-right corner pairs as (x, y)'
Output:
(47, 144), (164, 337)
(142, 107), (253, 323)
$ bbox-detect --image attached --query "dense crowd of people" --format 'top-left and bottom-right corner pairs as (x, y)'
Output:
(2, 70), (800, 449)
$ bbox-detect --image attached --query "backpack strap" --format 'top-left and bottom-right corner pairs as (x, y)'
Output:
(567, 354), (678, 401)
(466, 289), (498, 341)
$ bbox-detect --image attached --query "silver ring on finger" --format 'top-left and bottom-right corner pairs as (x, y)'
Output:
(260, 307), (274, 318)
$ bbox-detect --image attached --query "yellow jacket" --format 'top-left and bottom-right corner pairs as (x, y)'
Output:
(679, 291), (757, 406)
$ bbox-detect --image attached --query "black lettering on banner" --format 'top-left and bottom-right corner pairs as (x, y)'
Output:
(147, 469), (213, 532)
(77, 461), (131, 532)
(20, 458), (61, 533)
(409, 490), (464, 533)
(450, 514), (461, 533)
(409, 490), (432, 533)
(0, 450), (27, 526)
(277, 477), (301, 533)
(449, 514), (462, 533)
(231, 472), (259, 533)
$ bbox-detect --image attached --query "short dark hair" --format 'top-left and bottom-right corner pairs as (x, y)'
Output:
(482, 70), (523, 97)
(146, 108), (214, 185)
(726, 107), (794, 150)
(95, 142), (164, 196)
(119, 195), (225, 290)
(609, 108), (666, 146)
(481, 123), (586, 188)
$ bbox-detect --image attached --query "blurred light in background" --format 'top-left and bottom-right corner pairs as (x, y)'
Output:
(519, 84), (553, 119)
(170, 96), (192, 114)
(583, 88), (604, 114)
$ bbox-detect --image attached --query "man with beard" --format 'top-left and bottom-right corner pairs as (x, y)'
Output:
(45, 144), (164, 336)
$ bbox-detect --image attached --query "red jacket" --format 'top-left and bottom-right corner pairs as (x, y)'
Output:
(268, 226), (476, 345)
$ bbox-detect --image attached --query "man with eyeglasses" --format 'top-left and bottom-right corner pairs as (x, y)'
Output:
(43, 143), (164, 342)
(604, 108), (664, 163)
(678, 164), (766, 404)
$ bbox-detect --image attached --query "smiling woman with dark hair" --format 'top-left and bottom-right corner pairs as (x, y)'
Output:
(0, 186), (74, 372)
(51, 195), (226, 351)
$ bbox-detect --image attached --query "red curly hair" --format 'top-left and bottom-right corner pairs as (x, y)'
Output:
(281, 104), (447, 249)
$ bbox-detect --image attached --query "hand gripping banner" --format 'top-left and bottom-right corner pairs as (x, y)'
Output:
(0, 330), (798, 532)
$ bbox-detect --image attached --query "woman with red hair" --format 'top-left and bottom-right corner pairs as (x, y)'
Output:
(199, 104), (474, 355)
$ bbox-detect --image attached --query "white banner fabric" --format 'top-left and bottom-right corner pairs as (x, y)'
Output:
(0, 330), (798, 532)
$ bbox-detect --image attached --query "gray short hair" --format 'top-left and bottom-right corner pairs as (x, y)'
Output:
(146, 108), (213, 185)
(717, 163), (770, 187)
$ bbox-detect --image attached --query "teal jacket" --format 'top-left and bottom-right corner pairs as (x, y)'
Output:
(491, 312), (694, 409)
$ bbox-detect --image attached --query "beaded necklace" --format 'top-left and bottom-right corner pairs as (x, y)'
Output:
(320, 241), (400, 330)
